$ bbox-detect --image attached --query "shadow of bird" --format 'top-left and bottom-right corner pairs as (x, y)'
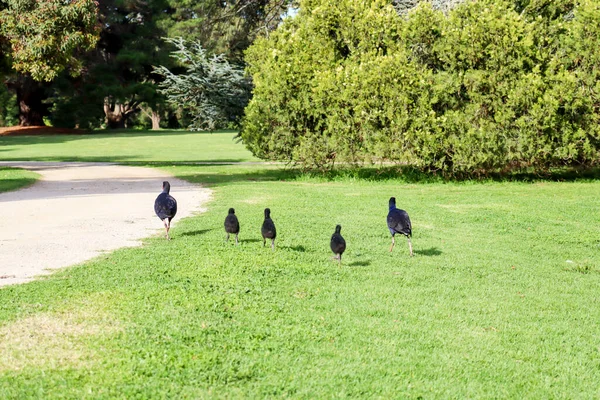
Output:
(154, 181), (177, 240)
(224, 208), (240, 245)
(261, 208), (277, 250)
(415, 247), (441, 256)
(330, 224), (346, 265)
(387, 197), (412, 256)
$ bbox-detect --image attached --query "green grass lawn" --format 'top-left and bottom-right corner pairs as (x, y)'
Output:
(0, 130), (259, 163)
(0, 167), (39, 193)
(1, 133), (600, 398)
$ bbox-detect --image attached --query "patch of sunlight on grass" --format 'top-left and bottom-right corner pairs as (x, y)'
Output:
(0, 167), (39, 193)
(0, 293), (121, 372)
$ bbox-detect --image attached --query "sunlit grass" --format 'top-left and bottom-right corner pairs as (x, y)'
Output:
(0, 167), (39, 193)
(0, 130), (259, 163)
(1, 161), (599, 398)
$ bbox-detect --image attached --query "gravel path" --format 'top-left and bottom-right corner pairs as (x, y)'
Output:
(0, 162), (211, 287)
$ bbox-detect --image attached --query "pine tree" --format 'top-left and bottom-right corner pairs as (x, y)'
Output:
(153, 38), (251, 131)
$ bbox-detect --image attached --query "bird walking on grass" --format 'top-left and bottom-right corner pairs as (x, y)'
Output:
(261, 208), (277, 250)
(224, 208), (240, 244)
(330, 224), (346, 265)
(387, 197), (413, 256)
(154, 181), (177, 240)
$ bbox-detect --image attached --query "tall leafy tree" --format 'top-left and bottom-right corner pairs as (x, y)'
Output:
(162, 0), (296, 61)
(47, 0), (174, 129)
(0, 0), (99, 126)
(91, 0), (171, 129)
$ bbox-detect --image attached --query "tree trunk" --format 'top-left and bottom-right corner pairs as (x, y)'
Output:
(103, 99), (126, 129)
(150, 110), (161, 130)
(10, 75), (48, 126)
(103, 98), (140, 129)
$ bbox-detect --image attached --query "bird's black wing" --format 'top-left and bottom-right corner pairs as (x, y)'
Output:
(167, 195), (177, 219)
(155, 193), (177, 220)
(261, 219), (276, 239)
(330, 233), (346, 254)
(225, 214), (240, 233)
(387, 208), (411, 236)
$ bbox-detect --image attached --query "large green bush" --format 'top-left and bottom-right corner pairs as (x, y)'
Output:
(242, 0), (600, 175)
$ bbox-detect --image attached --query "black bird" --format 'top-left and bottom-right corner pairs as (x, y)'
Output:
(154, 181), (177, 240)
(224, 208), (240, 244)
(387, 197), (413, 256)
(261, 208), (277, 250)
(330, 224), (346, 264)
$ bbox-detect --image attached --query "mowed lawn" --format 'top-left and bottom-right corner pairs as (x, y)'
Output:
(0, 167), (39, 193)
(1, 132), (600, 398)
(0, 130), (259, 163)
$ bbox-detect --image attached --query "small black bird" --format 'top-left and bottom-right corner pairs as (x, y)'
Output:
(261, 208), (277, 250)
(330, 224), (346, 264)
(224, 208), (240, 244)
(387, 197), (413, 256)
(154, 181), (177, 240)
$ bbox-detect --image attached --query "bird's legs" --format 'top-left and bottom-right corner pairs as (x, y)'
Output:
(271, 239), (275, 250)
(225, 233), (230, 242)
(263, 238), (266, 247)
(389, 235), (395, 252)
(235, 233), (238, 245)
(163, 218), (171, 240)
(407, 237), (413, 257)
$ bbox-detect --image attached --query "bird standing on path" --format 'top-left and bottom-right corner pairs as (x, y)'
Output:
(330, 224), (346, 265)
(224, 208), (240, 244)
(387, 197), (413, 256)
(261, 208), (277, 250)
(154, 181), (177, 240)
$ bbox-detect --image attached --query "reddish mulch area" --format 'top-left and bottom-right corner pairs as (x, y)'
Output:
(0, 126), (89, 136)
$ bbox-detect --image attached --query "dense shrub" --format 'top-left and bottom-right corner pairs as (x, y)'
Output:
(241, 0), (600, 175)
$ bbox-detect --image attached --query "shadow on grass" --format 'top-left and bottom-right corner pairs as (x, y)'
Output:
(283, 245), (306, 252)
(0, 156), (254, 164)
(0, 129), (238, 146)
(173, 164), (600, 188)
(415, 247), (442, 257)
(304, 165), (600, 183)
(180, 229), (213, 237)
(348, 260), (372, 267)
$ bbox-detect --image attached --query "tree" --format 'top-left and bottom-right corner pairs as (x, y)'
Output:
(162, 0), (296, 62)
(0, 0), (99, 126)
(154, 37), (251, 130)
(92, 0), (172, 129)
(392, 0), (465, 15)
(241, 0), (600, 175)
(44, 0), (174, 130)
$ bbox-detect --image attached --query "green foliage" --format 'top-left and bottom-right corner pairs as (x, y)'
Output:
(154, 38), (252, 131)
(242, 0), (600, 176)
(0, 0), (99, 81)
(161, 0), (296, 62)
(0, 85), (18, 127)
(46, 73), (105, 129)
(243, 0), (402, 166)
